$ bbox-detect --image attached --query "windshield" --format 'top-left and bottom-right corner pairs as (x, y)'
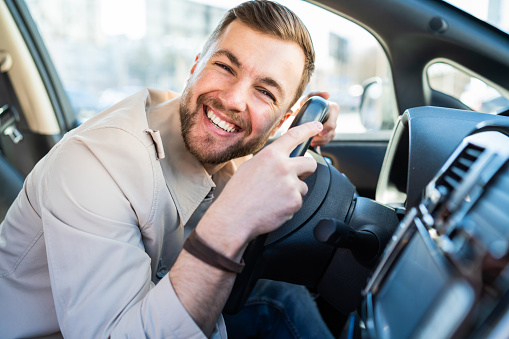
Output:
(443, 0), (509, 34)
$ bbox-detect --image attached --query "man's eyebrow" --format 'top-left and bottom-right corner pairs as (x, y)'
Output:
(213, 50), (242, 69)
(257, 77), (285, 100)
(213, 49), (285, 100)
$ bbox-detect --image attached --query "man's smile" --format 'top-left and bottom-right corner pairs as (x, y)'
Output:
(204, 105), (242, 133)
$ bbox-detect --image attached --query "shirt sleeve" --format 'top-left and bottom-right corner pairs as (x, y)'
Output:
(39, 127), (223, 338)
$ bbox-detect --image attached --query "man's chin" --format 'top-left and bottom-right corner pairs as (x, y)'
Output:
(182, 123), (270, 165)
(190, 148), (245, 165)
(186, 139), (257, 165)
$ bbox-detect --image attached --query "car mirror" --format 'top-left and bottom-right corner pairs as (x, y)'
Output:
(359, 77), (384, 130)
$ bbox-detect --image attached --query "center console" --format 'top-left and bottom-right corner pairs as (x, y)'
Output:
(344, 124), (509, 338)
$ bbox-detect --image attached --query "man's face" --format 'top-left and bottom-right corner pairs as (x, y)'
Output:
(180, 20), (305, 165)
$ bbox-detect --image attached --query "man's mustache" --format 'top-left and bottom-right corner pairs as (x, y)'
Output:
(196, 94), (251, 134)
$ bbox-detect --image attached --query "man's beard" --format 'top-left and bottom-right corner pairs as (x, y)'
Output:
(180, 92), (273, 165)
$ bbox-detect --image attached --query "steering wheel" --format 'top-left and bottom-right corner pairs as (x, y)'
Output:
(224, 97), (358, 313)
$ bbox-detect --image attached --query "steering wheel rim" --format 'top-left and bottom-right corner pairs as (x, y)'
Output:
(224, 97), (336, 314)
(224, 152), (331, 313)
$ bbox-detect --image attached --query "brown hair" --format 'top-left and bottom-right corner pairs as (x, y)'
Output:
(202, 0), (315, 107)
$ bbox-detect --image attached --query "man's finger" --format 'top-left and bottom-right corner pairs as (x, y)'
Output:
(325, 102), (340, 127)
(291, 156), (318, 180)
(310, 101), (339, 147)
(271, 121), (323, 155)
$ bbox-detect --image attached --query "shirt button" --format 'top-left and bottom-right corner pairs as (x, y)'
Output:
(156, 265), (169, 279)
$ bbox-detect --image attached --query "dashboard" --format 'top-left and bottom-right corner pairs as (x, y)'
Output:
(344, 108), (509, 338)
(376, 106), (509, 209)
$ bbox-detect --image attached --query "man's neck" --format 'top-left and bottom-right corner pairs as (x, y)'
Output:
(202, 162), (227, 176)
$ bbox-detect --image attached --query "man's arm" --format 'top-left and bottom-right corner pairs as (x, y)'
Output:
(42, 119), (321, 337)
(169, 121), (324, 336)
(42, 127), (205, 338)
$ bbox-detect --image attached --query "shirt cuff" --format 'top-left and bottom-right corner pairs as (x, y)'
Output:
(145, 274), (227, 338)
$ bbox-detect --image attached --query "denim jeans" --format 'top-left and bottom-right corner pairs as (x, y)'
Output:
(223, 279), (334, 339)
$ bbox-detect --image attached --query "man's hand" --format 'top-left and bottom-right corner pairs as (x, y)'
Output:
(295, 92), (340, 147)
(200, 120), (324, 251)
(170, 121), (323, 336)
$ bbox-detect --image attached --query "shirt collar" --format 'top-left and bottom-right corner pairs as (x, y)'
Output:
(146, 90), (238, 226)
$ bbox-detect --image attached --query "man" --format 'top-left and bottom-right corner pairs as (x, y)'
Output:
(0, 1), (338, 337)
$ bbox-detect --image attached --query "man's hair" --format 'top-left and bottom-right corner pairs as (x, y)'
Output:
(202, 0), (315, 107)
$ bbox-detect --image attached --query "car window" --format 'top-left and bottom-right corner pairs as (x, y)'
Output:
(432, 1), (509, 114)
(24, 0), (396, 135)
(427, 62), (509, 114)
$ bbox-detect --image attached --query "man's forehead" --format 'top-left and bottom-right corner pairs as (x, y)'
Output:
(211, 49), (286, 100)
(208, 20), (305, 105)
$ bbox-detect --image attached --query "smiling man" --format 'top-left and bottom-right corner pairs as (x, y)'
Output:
(0, 1), (337, 338)
(180, 19), (307, 169)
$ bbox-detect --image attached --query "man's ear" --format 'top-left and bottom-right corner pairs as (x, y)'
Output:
(269, 112), (292, 138)
(190, 54), (200, 75)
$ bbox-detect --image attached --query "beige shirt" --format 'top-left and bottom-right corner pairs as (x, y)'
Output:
(0, 88), (245, 338)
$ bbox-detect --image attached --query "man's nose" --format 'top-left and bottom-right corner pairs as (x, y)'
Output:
(218, 79), (248, 113)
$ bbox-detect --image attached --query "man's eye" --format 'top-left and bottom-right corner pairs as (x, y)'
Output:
(216, 63), (233, 74)
(259, 89), (276, 102)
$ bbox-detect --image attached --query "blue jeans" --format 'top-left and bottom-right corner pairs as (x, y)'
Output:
(223, 280), (334, 339)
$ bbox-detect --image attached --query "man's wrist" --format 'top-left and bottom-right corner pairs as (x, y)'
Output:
(183, 229), (245, 273)
(196, 204), (251, 260)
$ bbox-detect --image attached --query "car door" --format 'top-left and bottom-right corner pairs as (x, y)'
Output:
(294, 2), (398, 199)
(1, 0), (77, 175)
(0, 0), (78, 219)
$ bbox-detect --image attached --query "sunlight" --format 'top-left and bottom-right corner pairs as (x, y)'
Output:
(100, 0), (146, 39)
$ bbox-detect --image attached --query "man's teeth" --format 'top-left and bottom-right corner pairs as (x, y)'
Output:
(206, 108), (238, 133)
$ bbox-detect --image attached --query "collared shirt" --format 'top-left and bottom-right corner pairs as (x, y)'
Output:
(0, 88), (246, 338)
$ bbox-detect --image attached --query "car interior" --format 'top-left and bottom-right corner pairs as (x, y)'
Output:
(1, 0), (509, 337)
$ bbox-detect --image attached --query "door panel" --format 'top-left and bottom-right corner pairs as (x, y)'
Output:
(1, 0), (73, 175)
(322, 139), (388, 199)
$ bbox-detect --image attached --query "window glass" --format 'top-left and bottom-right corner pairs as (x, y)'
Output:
(24, 0), (396, 134)
(427, 62), (509, 113)
(443, 0), (509, 35)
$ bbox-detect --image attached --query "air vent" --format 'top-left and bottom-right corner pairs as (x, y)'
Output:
(465, 161), (509, 252)
(437, 143), (485, 193)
